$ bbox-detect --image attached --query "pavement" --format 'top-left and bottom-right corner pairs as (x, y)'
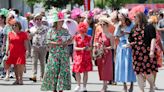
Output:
(0, 58), (164, 92)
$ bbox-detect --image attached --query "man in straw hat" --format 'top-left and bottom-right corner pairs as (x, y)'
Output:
(29, 13), (49, 82)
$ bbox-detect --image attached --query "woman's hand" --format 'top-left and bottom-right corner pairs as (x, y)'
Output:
(103, 46), (113, 50)
(149, 50), (154, 58)
(123, 44), (131, 48)
(84, 46), (92, 50)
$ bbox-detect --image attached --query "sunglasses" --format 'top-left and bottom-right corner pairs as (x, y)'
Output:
(12, 24), (18, 28)
(10, 16), (15, 19)
(100, 22), (108, 26)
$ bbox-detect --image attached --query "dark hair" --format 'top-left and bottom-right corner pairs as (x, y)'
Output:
(13, 9), (19, 15)
(13, 21), (22, 30)
(125, 17), (132, 26)
(52, 22), (57, 28)
(136, 12), (148, 29)
(159, 13), (163, 18)
(0, 15), (6, 24)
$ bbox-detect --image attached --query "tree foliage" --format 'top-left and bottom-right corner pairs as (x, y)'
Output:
(94, 0), (138, 9)
(25, 0), (41, 7)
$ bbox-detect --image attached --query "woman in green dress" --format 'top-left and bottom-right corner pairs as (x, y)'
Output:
(41, 11), (71, 92)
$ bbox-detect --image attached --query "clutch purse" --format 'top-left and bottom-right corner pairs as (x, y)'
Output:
(61, 35), (71, 42)
(93, 47), (104, 60)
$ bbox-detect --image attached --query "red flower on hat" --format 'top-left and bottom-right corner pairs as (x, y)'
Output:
(78, 22), (88, 34)
(58, 11), (64, 19)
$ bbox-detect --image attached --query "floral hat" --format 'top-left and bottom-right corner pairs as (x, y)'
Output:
(78, 22), (88, 34)
(47, 8), (65, 25)
(71, 8), (82, 19)
(0, 8), (9, 17)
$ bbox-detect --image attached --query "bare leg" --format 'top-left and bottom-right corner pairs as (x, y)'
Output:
(74, 73), (81, 91)
(136, 74), (145, 92)
(83, 72), (88, 88)
(76, 73), (81, 86)
(101, 81), (108, 92)
(14, 65), (19, 81)
(17, 65), (25, 84)
(4, 64), (10, 81)
(129, 82), (134, 92)
(146, 74), (155, 92)
(123, 82), (127, 92)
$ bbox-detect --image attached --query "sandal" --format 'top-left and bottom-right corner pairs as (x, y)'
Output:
(19, 80), (23, 85)
(12, 81), (19, 85)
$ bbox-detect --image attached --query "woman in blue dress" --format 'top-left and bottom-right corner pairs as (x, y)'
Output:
(115, 13), (136, 92)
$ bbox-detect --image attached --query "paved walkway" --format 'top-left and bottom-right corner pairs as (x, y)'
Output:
(0, 58), (164, 92)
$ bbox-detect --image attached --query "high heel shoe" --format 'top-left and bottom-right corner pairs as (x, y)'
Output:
(101, 86), (107, 92)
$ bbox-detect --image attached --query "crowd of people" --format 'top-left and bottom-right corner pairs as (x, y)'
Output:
(0, 5), (164, 92)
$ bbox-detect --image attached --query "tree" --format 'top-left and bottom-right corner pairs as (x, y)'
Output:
(24, 0), (41, 13)
(94, 0), (138, 9)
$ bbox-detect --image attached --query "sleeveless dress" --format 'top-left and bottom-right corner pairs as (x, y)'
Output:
(72, 34), (93, 73)
(41, 29), (71, 91)
(95, 32), (113, 81)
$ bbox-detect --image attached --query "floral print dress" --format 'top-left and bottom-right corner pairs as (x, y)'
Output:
(41, 29), (71, 91)
(129, 26), (158, 75)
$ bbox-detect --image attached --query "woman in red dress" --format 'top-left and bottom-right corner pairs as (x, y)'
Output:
(5, 20), (29, 85)
(73, 22), (92, 92)
(94, 17), (114, 92)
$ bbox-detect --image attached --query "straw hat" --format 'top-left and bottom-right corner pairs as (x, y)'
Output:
(98, 15), (111, 24)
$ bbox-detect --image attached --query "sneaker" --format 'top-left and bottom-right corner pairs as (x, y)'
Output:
(74, 86), (81, 92)
(3, 77), (9, 81)
(9, 73), (14, 78)
(0, 74), (4, 78)
(80, 87), (87, 92)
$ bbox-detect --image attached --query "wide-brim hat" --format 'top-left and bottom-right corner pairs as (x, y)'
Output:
(98, 16), (111, 24)
(0, 8), (9, 17)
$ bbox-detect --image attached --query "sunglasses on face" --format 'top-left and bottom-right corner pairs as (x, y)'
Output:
(12, 24), (18, 28)
(10, 16), (15, 19)
(100, 22), (108, 26)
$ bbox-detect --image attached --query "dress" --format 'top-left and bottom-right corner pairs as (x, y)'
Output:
(0, 27), (4, 69)
(95, 32), (113, 81)
(115, 26), (136, 82)
(41, 29), (71, 91)
(129, 25), (158, 74)
(0, 27), (4, 61)
(6, 31), (28, 65)
(72, 34), (92, 73)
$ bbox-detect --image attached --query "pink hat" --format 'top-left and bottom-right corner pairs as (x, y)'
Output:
(71, 8), (82, 19)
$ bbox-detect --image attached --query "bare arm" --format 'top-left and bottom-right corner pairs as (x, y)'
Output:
(73, 40), (85, 51)
(149, 38), (156, 58)
(157, 28), (164, 31)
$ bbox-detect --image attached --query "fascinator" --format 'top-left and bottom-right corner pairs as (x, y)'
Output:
(78, 22), (88, 34)
(71, 8), (82, 19)
(0, 8), (9, 17)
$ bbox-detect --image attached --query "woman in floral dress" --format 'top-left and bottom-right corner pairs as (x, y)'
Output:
(41, 12), (71, 92)
(73, 22), (92, 92)
(0, 14), (6, 78)
(129, 12), (158, 92)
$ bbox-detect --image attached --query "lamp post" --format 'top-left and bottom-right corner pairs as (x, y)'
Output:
(8, 0), (12, 9)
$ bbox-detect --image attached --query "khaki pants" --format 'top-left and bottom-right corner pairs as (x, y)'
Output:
(31, 46), (47, 78)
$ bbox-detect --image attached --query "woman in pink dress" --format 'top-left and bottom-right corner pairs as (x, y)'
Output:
(5, 20), (29, 85)
(73, 22), (92, 92)
(94, 17), (114, 92)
